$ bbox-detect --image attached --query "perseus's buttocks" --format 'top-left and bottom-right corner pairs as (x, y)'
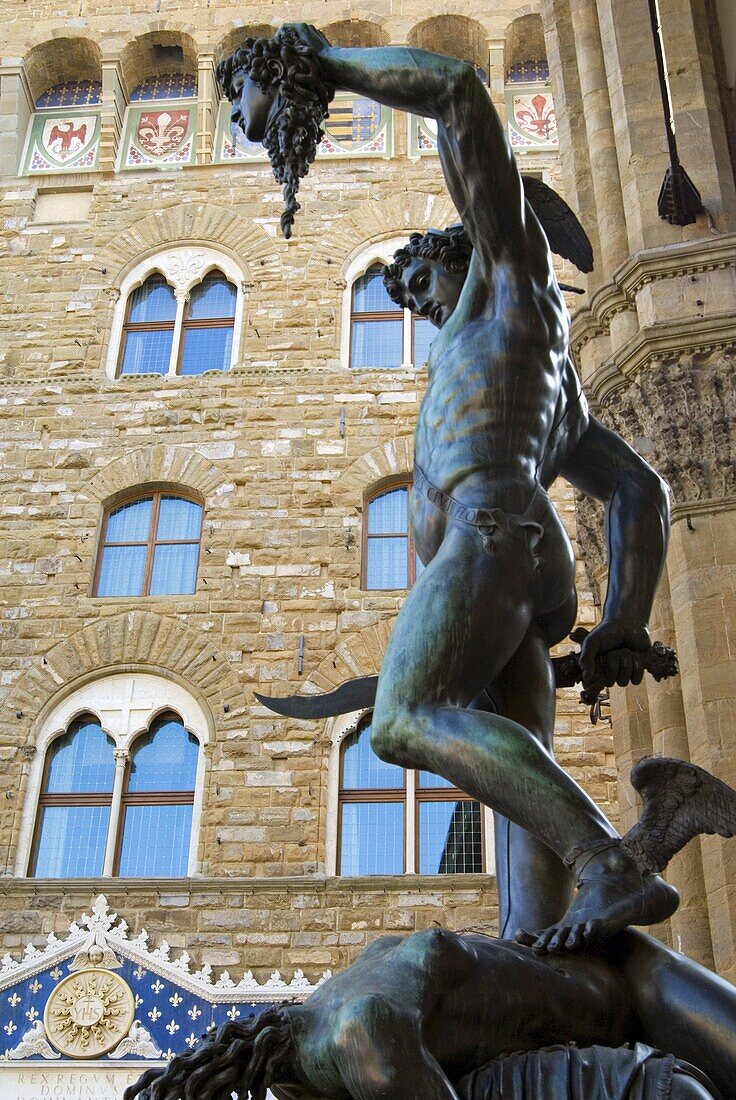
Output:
(415, 320), (566, 494)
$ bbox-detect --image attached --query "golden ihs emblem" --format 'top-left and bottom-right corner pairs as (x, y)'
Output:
(44, 968), (135, 1058)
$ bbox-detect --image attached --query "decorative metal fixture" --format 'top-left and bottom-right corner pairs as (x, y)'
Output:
(647, 0), (704, 226)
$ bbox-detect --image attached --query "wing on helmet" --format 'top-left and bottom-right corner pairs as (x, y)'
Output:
(521, 175), (594, 274)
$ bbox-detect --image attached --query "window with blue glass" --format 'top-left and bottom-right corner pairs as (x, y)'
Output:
(118, 715), (199, 877)
(31, 716), (115, 878)
(95, 491), (203, 597)
(30, 712), (199, 879)
(179, 272), (236, 375)
(118, 269), (237, 377)
(363, 482), (424, 590)
(338, 716), (484, 875)
(118, 275), (177, 376)
(350, 263), (434, 370)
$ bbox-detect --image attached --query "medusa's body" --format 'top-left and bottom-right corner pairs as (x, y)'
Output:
(127, 928), (733, 1100)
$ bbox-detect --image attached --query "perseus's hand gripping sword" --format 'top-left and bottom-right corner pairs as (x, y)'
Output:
(254, 629), (678, 721)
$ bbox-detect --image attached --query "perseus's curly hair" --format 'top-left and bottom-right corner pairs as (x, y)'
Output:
(217, 28), (334, 238)
(382, 224), (473, 306)
(123, 1006), (295, 1100)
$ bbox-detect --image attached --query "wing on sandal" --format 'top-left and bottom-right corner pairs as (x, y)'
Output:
(622, 757), (736, 874)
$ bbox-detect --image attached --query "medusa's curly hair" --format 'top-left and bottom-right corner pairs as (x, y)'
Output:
(217, 28), (333, 238)
(124, 1006), (295, 1100)
(382, 224), (473, 306)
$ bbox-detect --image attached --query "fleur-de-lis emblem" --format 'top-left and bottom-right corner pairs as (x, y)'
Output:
(136, 111), (189, 158)
(165, 1019), (180, 1035)
(29, 980), (42, 994)
(134, 994), (143, 1008)
(151, 979), (164, 994)
(25, 1008), (38, 1022)
(148, 1007), (161, 1022)
(187, 1004), (201, 1020)
(3, 1021), (16, 1036)
(7, 993), (20, 1007)
(515, 93), (556, 140)
(185, 1032), (198, 1048)
(226, 1006), (240, 1021)
(169, 992), (182, 1007)
(133, 965), (146, 980)
(50, 967), (62, 980)
(164, 1048), (175, 1061)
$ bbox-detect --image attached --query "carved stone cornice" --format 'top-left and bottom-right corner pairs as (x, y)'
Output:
(586, 313), (736, 405)
(570, 233), (736, 367)
(615, 233), (736, 298)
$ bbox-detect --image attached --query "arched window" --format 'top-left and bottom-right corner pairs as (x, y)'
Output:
(107, 248), (245, 379)
(117, 269), (238, 377)
(118, 715), (199, 877)
(179, 272), (237, 375)
(94, 491), (203, 597)
(29, 709), (201, 879)
(350, 263), (434, 370)
(31, 716), (115, 878)
(362, 482), (422, 590)
(337, 716), (484, 875)
(119, 275), (177, 376)
(18, 673), (210, 878)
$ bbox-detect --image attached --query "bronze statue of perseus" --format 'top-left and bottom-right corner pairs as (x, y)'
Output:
(123, 24), (736, 1100)
(217, 24), (699, 952)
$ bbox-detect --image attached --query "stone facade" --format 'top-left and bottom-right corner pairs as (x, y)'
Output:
(0, 0), (733, 1081)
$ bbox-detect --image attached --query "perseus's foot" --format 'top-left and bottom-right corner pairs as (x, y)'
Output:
(515, 842), (679, 954)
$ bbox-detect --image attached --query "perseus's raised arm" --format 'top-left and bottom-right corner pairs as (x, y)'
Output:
(293, 26), (531, 275)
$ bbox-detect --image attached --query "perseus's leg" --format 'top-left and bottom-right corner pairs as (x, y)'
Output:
(372, 523), (678, 951)
(480, 624), (573, 937)
(372, 523), (614, 858)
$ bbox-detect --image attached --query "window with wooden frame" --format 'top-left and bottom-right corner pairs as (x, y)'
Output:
(349, 263), (435, 370)
(31, 715), (115, 878)
(362, 481), (423, 590)
(179, 271), (236, 376)
(118, 274), (177, 376)
(117, 268), (237, 378)
(337, 715), (485, 876)
(116, 714), (199, 877)
(30, 711), (199, 879)
(94, 491), (203, 598)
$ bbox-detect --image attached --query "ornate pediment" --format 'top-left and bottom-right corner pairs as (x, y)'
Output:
(0, 895), (329, 1067)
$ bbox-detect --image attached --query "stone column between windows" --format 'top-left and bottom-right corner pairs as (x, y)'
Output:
(0, 65), (33, 178)
(487, 41), (506, 125)
(197, 56), (218, 165)
(103, 749), (130, 875)
(169, 289), (188, 375)
(401, 308), (413, 370)
(405, 768), (416, 874)
(100, 58), (126, 175)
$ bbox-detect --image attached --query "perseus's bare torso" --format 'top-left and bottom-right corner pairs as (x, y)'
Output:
(414, 263), (587, 508)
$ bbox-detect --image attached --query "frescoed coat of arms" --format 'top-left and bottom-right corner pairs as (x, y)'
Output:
(123, 105), (195, 168)
(136, 110), (190, 158)
(506, 88), (559, 149)
(25, 112), (101, 173)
